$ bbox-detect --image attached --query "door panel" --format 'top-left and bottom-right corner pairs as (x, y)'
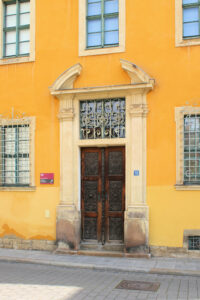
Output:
(105, 147), (125, 242)
(81, 147), (125, 244)
(81, 148), (102, 241)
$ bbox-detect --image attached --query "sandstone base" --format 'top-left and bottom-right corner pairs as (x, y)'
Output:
(56, 205), (81, 251)
(124, 206), (149, 254)
(0, 236), (56, 251)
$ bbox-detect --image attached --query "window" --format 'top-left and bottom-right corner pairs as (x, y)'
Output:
(80, 98), (125, 139)
(184, 114), (200, 184)
(183, 0), (200, 38)
(79, 0), (125, 56)
(175, 0), (200, 46)
(0, 117), (35, 188)
(188, 236), (200, 250)
(175, 107), (200, 190)
(0, 0), (35, 64)
(87, 0), (119, 48)
(3, 0), (30, 58)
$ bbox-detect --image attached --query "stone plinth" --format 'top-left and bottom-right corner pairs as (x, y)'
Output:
(124, 205), (149, 253)
(56, 205), (81, 251)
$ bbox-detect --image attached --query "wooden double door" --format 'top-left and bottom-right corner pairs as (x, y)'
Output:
(81, 147), (125, 244)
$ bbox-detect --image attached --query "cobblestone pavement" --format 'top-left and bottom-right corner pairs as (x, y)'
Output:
(0, 262), (200, 300)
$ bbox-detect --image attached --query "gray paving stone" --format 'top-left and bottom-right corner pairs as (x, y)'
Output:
(0, 260), (199, 299)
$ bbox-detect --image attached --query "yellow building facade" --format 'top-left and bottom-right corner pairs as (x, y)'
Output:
(0, 0), (200, 256)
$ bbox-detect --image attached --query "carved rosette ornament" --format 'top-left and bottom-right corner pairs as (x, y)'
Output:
(129, 104), (149, 118)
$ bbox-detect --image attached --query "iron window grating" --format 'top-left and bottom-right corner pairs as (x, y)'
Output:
(3, 0), (30, 58)
(0, 119), (31, 186)
(80, 98), (125, 139)
(188, 236), (200, 250)
(182, 0), (200, 39)
(86, 0), (119, 48)
(183, 114), (200, 184)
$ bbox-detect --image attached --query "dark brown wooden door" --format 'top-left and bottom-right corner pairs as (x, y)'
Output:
(81, 147), (125, 244)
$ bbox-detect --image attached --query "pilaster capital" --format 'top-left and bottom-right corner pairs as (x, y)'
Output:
(129, 103), (149, 118)
(58, 108), (74, 121)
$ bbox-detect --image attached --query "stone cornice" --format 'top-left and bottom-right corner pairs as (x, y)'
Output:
(50, 60), (155, 99)
(120, 59), (155, 88)
(49, 63), (82, 93)
(51, 83), (153, 97)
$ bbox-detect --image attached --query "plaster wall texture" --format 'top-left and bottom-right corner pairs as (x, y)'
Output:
(0, 0), (199, 250)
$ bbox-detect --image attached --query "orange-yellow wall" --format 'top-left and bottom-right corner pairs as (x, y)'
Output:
(0, 0), (200, 247)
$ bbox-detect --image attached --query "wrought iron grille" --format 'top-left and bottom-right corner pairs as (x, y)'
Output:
(184, 114), (200, 184)
(0, 120), (30, 186)
(188, 236), (200, 250)
(80, 98), (125, 139)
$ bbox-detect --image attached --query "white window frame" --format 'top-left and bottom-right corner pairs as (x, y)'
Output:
(175, 106), (200, 190)
(175, 0), (200, 47)
(0, 0), (35, 65)
(79, 0), (125, 56)
(0, 116), (35, 191)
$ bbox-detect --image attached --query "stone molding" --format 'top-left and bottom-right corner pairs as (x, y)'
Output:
(120, 59), (155, 87)
(50, 60), (155, 253)
(58, 108), (74, 121)
(49, 63), (82, 92)
(129, 103), (149, 118)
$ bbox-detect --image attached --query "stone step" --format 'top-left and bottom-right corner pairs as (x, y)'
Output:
(80, 242), (124, 252)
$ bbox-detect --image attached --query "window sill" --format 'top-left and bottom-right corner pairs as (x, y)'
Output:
(79, 44), (125, 56)
(176, 37), (200, 47)
(175, 184), (200, 191)
(0, 56), (35, 65)
(0, 186), (36, 192)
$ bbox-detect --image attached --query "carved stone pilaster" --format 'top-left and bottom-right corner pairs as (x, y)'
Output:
(58, 108), (74, 121)
(129, 103), (149, 118)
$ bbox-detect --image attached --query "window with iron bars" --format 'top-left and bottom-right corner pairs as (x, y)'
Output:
(80, 98), (125, 139)
(0, 122), (30, 186)
(188, 236), (200, 250)
(184, 114), (200, 184)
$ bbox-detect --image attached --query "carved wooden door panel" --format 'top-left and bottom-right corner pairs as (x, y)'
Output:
(105, 147), (125, 242)
(81, 147), (125, 243)
(81, 148), (102, 241)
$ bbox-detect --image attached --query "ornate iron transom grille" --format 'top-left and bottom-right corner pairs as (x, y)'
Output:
(184, 114), (200, 184)
(80, 98), (125, 139)
(0, 116), (30, 186)
(188, 236), (200, 250)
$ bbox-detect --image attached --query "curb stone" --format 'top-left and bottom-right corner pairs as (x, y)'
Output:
(0, 256), (200, 277)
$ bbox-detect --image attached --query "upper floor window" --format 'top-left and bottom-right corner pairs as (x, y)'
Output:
(183, 0), (200, 38)
(175, 0), (200, 46)
(80, 98), (125, 139)
(87, 0), (119, 48)
(3, 0), (30, 58)
(0, 0), (35, 65)
(79, 0), (125, 56)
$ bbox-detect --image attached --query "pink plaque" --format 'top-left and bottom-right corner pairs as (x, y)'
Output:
(40, 173), (54, 184)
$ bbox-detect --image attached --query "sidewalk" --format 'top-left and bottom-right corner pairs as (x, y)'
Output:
(0, 248), (200, 277)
